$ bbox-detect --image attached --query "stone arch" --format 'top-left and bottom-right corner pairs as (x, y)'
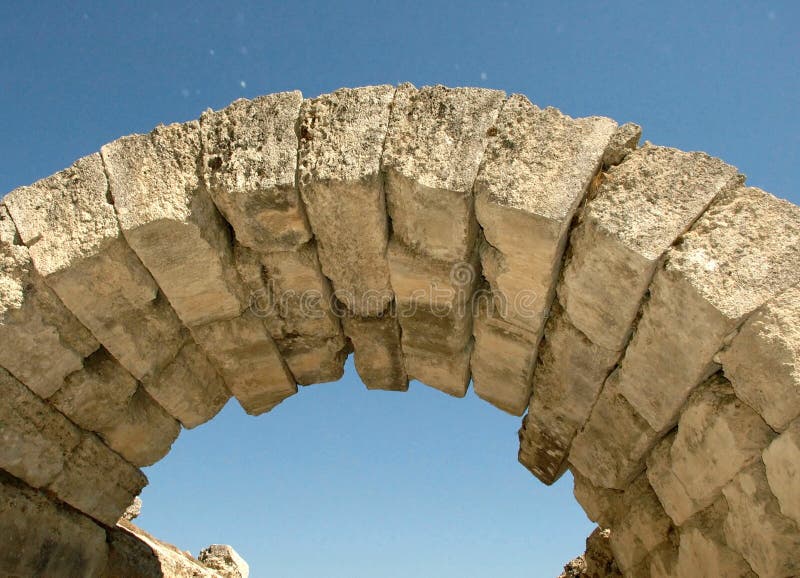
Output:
(1, 84), (799, 577)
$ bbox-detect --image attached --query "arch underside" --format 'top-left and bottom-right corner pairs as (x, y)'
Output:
(1, 84), (799, 577)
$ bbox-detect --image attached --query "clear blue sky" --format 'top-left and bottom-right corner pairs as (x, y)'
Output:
(1, 2), (798, 577)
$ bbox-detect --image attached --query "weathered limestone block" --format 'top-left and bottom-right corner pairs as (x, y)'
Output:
(343, 310), (407, 391)
(646, 542), (679, 578)
(0, 474), (109, 578)
(677, 499), (756, 578)
(568, 371), (659, 489)
(297, 85), (395, 316)
(645, 433), (697, 526)
(143, 340), (230, 429)
(0, 205), (99, 398)
(199, 544), (250, 578)
(723, 460), (800, 578)
(235, 243), (347, 385)
(384, 84), (504, 263)
(103, 121), (245, 327)
(3, 153), (184, 383)
(647, 374), (774, 525)
(404, 342), (473, 398)
(601, 122), (642, 168)
(558, 145), (740, 352)
(571, 468), (623, 529)
(191, 310), (297, 414)
(200, 91), (309, 251)
(474, 96), (616, 333)
(721, 283), (800, 431)
(608, 474), (673, 575)
(617, 186), (800, 433)
(99, 387), (181, 467)
(763, 418), (800, 527)
(519, 304), (619, 482)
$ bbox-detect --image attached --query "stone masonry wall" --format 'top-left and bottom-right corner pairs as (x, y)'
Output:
(1, 84), (799, 577)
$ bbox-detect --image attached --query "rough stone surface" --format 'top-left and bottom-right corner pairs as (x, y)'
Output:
(723, 460), (800, 578)
(403, 341), (473, 398)
(601, 122), (642, 168)
(618, 185), (800, 433)
(647, 374), (775, 525)
(762, 418), (800, 527)
(122, 496), (143, 521)
(200, 91), (309, 251)
(559, 145), (740, 353)
(0, 474), (109, 578)
(571, 469), (623, 529)
(721, 283), (800, 431)
(198, 544), (250, 578)
(559, 527), (622, 578)
(343, 310), (408, 391)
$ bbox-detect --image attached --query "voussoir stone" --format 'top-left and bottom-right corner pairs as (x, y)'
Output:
(721, 283), (800, 431)
(571, 468), (623, 529)
(762, 418), (800, 528)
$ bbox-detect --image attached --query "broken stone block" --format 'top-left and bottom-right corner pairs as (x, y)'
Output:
(617, 186), (800, 432)
(721, 283), (800, 431)
(297, 85), (395, 316)
(519, 305), (619, 482)
(103, 121), (246, 327)
(568, 371), (659, 489)
(49, 434), (148, 527)
(763, 418), (800, 527)
(198, 544), (250, 578)
(677, 499), (756, 578)
(4, 153), (185, 383)
(723, 460), (800, 578)
(342, 310), (407, 391)
(99, 387), (181, 467)
(558, 145), (740, 352)
(608, 474), (673, 575)
(571, 468), (623, 528)
(474, 95), (616, 333)
(601, 122), (642, 168)
(122, 496), (143, 522)
(0, 205), (96, 397)
(404, 342), (473, 398)
(384, 84), (505, 263)
(143, 340), (230, 429)
(191, 310), (297, 415)
(200, 91), (310, 251)
(0, 474), (109, 578)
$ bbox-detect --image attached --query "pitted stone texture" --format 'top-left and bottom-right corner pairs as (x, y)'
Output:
(201, 91), (310, 251)
(571, 469), (623, 529)
(384, 84), (505, 263)
(519, 305), (618, 483)
(558, 145), (740, 352)
(4, 153), (185, 383)
(617, 186), (800, 433)
(104, 121), (246, 327)
(723, 460), (800, 578)
(677, 499), (756, 578)
(404, 342), (473, 398)
(99, 387), (181, 467)
(235, 243), (347, 385)
(569, 371), (659, 489)
(763, 419), (800, 527)
(0, 205), (97, 397)
(297, 85), (395, 316)
(608, 474), (673, 576)
(144, 340), (230, 429)
(343, 311), (407, 391)
(601, 122), (642, 168)
(198, 544), (250, 578)
(0, 475), (109, 578)
(192, 310), (296, 414)
(721, 283), (800, 431)
(646, 374), (774, 526)
(474, 95), (616, 333)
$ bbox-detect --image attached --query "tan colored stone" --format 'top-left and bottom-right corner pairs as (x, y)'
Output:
(201, 91), (310, 251)
(103, 121), (246, 327)
(143, 340), (231, 429)
(343, 310), (407, 391)
(721, 283), (800, 431)
(618, 186), (800, 432)
(519, 305), (618, 483)
(4, 153), (185, 383)
(571, 468), (623, 528)
(601, 122), (642, 168)
(404, 342), (472, 398)
(0, 475), (109, 578)
(647, 542), (679, 578)
(609, 474), (673, 575)
(558, 145), (740, 352)
(723, 460), (800, 578)
(198, 544), (250, 578)
(297, 85), (395, 316)
(763, 418), (800, 527)
(645, 433), (698, 526)
(677, 499), (756, 578)
(192, 310), (296, 415)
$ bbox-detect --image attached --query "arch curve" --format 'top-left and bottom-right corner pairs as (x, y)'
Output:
(1, 83), (799, 577)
